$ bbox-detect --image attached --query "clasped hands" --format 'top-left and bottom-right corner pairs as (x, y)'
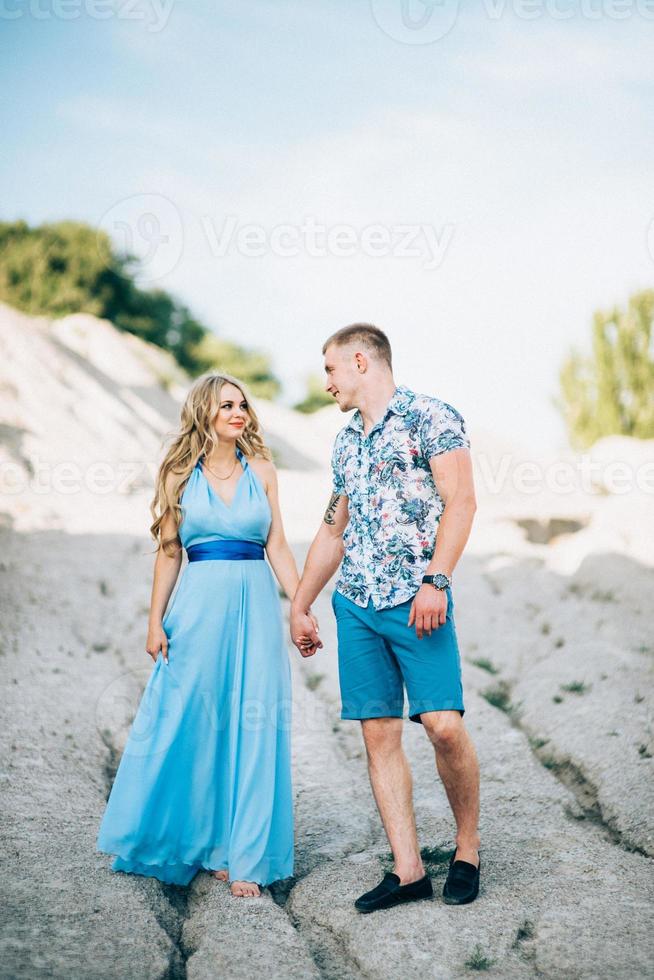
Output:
(290, 604), (322, 658)
(290, 584), (447, 657)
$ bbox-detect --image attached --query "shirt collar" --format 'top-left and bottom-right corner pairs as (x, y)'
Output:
(347, 384), (414, 433)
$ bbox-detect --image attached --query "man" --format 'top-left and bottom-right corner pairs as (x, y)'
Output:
(290, 323), (481, 912)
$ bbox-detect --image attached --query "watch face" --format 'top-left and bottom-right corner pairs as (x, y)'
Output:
(434, 574), (450, 589)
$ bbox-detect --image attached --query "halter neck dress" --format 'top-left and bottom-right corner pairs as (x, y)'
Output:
(96, 449), (293, 887)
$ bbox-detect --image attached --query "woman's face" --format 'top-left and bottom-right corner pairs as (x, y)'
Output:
(212, 382), (250, 442)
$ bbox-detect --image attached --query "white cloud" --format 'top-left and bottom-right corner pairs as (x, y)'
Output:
(47, 10), (654, 454)
(56, 94), (190, 144)
(116, 100), (652, 453)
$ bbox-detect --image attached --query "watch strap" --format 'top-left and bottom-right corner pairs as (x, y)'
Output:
(422, 573), (451, 589)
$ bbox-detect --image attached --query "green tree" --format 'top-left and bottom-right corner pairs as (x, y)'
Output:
(0, 219), (113, 317)
(189, 333), (281, 399)
(293, 374), (334, 414)
(555, 289), (654, 448)
(0, 219), (280, 396)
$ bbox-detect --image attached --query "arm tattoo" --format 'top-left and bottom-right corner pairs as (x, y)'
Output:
(323, 492), (340, 526)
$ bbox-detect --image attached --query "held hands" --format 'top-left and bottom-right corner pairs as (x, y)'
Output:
(290, 607), (322, 658)
(146, 622), (169, 664)
(408, 584), (447, 639)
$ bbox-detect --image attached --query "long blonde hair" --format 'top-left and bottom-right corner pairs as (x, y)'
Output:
(150, 372), (272, 556)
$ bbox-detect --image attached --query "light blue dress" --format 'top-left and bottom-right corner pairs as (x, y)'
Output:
(96, 449), (293, 887)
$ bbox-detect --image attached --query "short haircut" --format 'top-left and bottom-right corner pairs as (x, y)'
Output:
(322, 323), (393, 370)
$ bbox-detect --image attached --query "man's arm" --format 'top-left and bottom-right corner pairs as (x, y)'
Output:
(408, 447), (477, 638)
(290, 492), (349, 657)
(424, 445), (477, 577)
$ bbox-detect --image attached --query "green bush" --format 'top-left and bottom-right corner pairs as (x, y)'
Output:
(0, 219), (280, 396)
(556, 289), (654, 448)
(293, 374), (334, 413)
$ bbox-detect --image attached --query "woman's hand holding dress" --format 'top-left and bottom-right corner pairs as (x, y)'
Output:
(145, 623), (169, 664)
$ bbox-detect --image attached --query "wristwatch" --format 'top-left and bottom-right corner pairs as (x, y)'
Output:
(422, 573), (451, 590)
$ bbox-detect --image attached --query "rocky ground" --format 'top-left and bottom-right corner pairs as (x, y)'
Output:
(1, 526), (652, 980)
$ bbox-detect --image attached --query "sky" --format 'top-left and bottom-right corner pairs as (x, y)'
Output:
(2, 0), (654, 452)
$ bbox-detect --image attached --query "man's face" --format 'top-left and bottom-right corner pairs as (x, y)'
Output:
(323, 343), (360, 412)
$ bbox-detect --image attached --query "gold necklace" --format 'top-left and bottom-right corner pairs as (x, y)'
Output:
(203, 454), (238, 481)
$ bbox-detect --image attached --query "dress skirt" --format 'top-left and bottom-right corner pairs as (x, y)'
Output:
(96, 557), (294, 887)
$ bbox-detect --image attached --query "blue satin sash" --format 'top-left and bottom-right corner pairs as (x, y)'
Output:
(186, 540), (265, 562)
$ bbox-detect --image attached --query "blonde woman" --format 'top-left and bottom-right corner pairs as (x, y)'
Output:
(96, 372), (315, 898)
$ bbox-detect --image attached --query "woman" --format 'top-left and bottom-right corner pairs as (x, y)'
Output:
(96, 372), (315, 897)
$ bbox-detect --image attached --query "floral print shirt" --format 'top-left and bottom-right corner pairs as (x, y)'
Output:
(331, 384), (470, 610)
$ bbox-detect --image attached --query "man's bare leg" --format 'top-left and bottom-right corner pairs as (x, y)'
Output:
(421, 709), (480, 866)
(361, 717), (425, 884)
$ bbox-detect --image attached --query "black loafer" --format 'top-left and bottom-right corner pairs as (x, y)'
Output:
(354, 871), (433, 913)
(442, 848), (481, 905)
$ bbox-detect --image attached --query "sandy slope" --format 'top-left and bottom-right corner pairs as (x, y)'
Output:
(1, 301), (652, 978)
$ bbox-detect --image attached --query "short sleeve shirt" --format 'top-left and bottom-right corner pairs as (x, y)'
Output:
(331, 384), (470, 610)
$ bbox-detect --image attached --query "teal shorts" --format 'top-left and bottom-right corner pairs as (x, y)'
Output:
(331, 587), (465, 724)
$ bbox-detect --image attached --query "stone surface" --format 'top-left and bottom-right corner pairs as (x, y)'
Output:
(0, 531), (177, 979)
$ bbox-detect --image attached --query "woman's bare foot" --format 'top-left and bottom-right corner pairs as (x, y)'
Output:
(212, 869), (229, 881)
(230, 880), (261, 897)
